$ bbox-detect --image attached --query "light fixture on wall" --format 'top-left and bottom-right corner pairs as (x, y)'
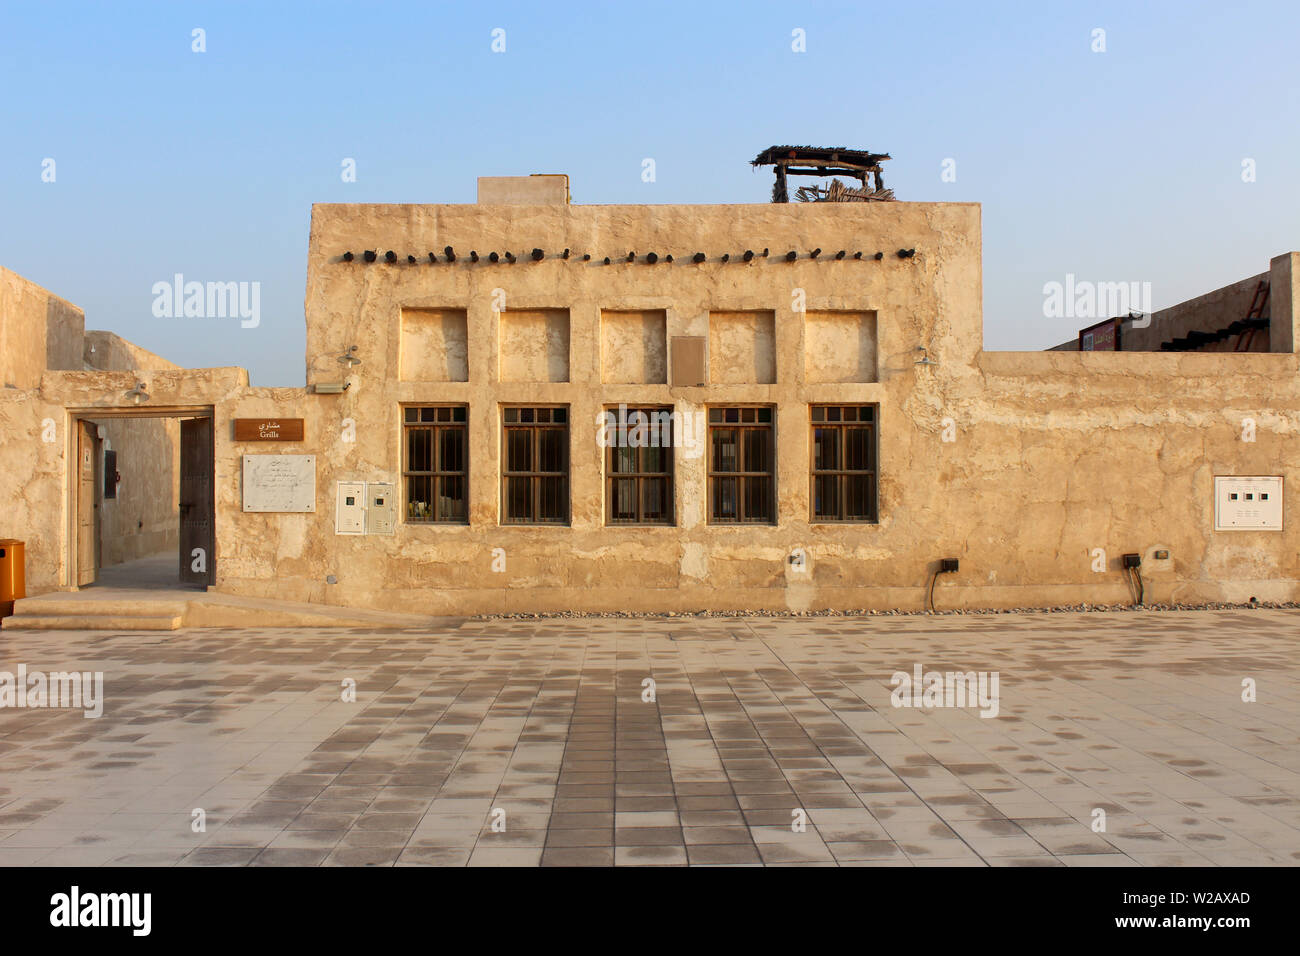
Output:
(314, 382), (351, 394)
(338, 345), (362, 368)
(126, 382), (150, 404)
(914, 346), (938, 368)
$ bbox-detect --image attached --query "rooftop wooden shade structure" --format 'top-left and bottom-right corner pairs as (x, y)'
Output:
(752, 145), (894, 203)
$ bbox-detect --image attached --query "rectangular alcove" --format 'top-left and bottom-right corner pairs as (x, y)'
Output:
(601, 310), (667, 384)
(708, 311), (776, 384)
(498, 309), (571, 383)
(804, 311), (878, 383)
(399, 308), (469, 382)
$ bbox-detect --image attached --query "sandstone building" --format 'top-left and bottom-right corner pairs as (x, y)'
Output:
(2, 175), (1298, 618)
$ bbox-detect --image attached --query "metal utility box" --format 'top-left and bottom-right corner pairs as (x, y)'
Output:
(1214, 476), (1283, 531)
(671, 336), (707, 386)
(335, 482), (366, 535)
(366, 482), (396, 535)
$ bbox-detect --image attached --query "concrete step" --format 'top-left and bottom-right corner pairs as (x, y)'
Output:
(3, 613), (183, 631)
(3, 594), (187, 631)
(8, 599), (189, 618)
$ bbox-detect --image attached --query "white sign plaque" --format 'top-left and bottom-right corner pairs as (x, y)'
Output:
(242, 455), (316, 513)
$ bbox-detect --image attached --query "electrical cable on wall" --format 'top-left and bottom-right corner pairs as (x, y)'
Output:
(926, 559), (959, 612)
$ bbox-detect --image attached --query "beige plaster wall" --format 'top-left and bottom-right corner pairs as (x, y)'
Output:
(5, 203), (1298, 616)
(84, 329), (179, 373)
(264, 201), (1289, 613)
(1124, 272), (1268, 352)
(0, 266), (84, 388)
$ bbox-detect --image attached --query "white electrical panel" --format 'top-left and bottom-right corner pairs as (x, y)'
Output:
(366, 482), (396, 535)
(336, 481), (366, 535)
(1214, 476), (1283, 531)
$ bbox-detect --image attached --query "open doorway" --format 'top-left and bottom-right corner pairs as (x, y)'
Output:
(69, 408), (215, 590)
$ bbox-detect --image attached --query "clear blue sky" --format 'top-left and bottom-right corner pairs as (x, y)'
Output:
(2, 0), (1296, 384)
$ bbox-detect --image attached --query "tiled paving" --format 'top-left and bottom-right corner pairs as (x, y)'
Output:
(0, 609), (1298, 866)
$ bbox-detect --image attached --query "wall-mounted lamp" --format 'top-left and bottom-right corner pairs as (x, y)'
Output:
(914, 346), (938, 368)
(339, 345), (362, 368)
(126, 382), (150, 404)
(314, 382), (351, 394)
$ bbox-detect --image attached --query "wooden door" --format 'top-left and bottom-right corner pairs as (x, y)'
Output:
(179, 418), (214, 586)
(76, 420), (99, 586)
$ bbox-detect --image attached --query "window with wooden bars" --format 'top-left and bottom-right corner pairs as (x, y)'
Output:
(810, 404), (877, 522)
(403, 405), (468, 523)
(605, 406), (674, 525)
(707, 406), (775, 524)
(501, 406), (569, 525)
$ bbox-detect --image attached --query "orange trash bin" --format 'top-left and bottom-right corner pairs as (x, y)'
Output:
(0, 539), (26, 608)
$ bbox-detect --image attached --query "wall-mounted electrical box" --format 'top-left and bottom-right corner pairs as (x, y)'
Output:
(336, 481), (366, 535)
(1214, 476), (1283, 531)
(366, 482), (396, 535)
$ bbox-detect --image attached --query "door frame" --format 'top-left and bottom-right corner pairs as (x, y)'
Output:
(65, 406), (216, 589)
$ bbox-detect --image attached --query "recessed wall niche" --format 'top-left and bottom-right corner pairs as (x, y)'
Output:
(600, 309), (668, 384)
(399, 308), (469, 382)
(708, 310), (776, 384)
(804, 311), (878, 383)
(498, 309), (571, 383)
